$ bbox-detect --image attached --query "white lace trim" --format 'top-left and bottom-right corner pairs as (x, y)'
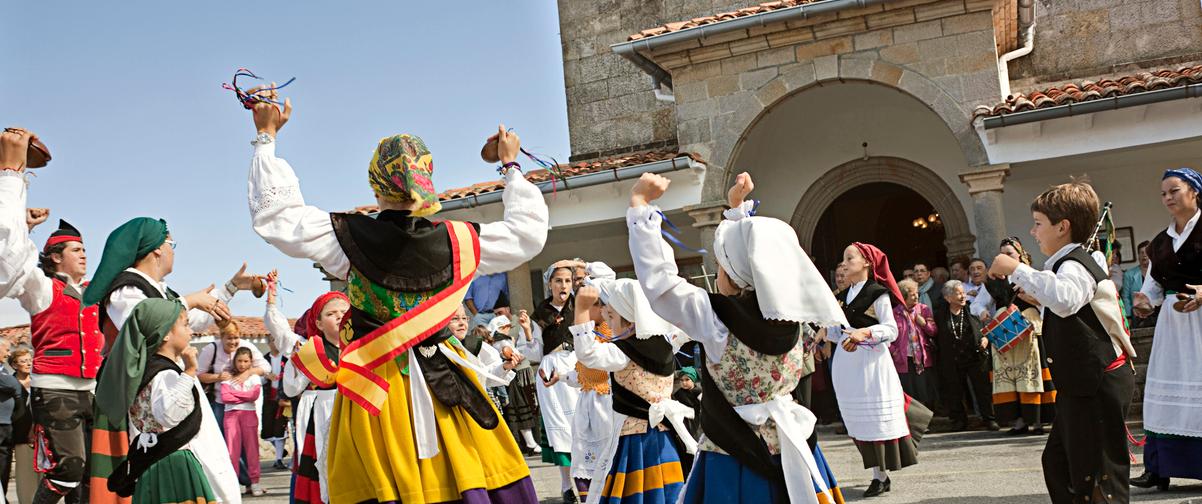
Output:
(250, 185), (302, 216)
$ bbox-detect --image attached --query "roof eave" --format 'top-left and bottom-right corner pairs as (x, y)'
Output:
(981, 83), (1202, 129)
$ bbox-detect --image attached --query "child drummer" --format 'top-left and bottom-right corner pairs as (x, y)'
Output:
(988, 178), (1136, 503)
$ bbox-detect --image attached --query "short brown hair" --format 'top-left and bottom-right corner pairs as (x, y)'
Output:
(8, 346), (31, 368)
(1031, 177), (1100, 244)
(219, 319), (241, 337)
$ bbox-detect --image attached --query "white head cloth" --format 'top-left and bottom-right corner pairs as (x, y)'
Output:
(486, 315), (511, 336)
(712, 216), (848, 327)
(592, 278), (677, 340)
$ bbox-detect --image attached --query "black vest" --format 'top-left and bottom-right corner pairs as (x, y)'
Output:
(610, 336), (675, 421)
(98, 271), (178, 341)
(1041, 246), (1118, 397)
(532, 296), (574, 357)
(1148, 223), (1202, 293)
(836, 281), (889, 329)
(698, 292), (801, 485)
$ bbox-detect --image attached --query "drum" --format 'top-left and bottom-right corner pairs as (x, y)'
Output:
(981, 304), (1033, 354)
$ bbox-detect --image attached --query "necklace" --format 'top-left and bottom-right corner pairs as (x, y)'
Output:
(949, 309), (965, 339)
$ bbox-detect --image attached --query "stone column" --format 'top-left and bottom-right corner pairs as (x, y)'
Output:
(506, 262), (535, 314)
(958, 164), (1011, 258)
(686, 201), (726, 275)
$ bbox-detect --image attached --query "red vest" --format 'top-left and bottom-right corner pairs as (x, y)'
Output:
(30, 278), (104, 379)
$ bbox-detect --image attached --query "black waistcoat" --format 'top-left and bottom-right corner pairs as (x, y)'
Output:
(835, 281), (889, 329)
(1148, 223), (1202, 293)
(532, 296), (574, 356)
(98, 271), (178, 340)
(1040, 246), (1118, 397)
(610, 336), (675, 421)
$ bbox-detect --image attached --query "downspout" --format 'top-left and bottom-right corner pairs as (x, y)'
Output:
(997, 0), (1036, 98)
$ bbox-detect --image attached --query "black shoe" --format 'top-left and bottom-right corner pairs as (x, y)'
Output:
(986, 420), (1001, 431)
(1130, 471), (1170, 490)
(1030, 425), (1046, 435)
(864, 477), (891, 497)
(1006, 425), (1030, 436)
(562, 489), (579, 504)
(272, 460), (288, 470)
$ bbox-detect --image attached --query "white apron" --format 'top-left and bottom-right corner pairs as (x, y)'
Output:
(537, 349), (580, 453)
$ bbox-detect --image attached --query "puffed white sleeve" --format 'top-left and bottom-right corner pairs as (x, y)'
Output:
(970, 287), (995, 319)
(627, 205), (729, 363)
(248, 139), (350, 280)
(1010, 261), (1096, 318)
(475, 168), (550, 275)
(517, 322), (544, 361)
(282, 358), (310, 398)
(570, 320), (629, 372)
(1139, 266), (1165, 307)
(150, 370), (198, 429)
(864, 294), (899, 345)
(264, 302), (303, 357)
(0, 172), (53, 315)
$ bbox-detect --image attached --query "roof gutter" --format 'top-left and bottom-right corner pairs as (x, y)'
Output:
(981, 82), (1202, 129)
(438, 156), (706, 212)
(610, 0), (902, 96)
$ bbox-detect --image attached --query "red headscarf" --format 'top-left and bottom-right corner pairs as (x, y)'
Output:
(852, 242), (904, 306)
(305, 292), (350, 340)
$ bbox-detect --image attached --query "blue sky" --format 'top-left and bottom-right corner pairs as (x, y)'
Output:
(1, 2), (570, 325)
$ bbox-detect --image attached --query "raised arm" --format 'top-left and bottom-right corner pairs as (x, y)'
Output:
(264, 302), (303, 357)
(570, 288), (630, 372)
(626, 174), (729, 363)
(475, 172), (549, 275)
(0, 171), (52, 315)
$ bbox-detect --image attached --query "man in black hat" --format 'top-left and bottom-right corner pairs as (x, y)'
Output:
(0, 126), (102, 504)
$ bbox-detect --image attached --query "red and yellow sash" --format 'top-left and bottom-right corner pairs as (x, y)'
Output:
(337, 220), (480, 414)
(293, 335), (339, 388)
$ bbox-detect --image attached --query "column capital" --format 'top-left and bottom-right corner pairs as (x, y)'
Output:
(944, 233), (979, 260)
(958, 164), (1011, 195)
(685, 200), (727, 229)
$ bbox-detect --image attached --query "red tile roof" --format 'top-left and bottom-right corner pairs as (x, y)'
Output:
(974, 65), (1202, 119)
(628, 0), (825, 41)
(350, 149), (703, 214)
(0, 316), (297, 342)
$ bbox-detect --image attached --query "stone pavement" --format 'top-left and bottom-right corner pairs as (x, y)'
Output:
(16, 427), (1196, 504)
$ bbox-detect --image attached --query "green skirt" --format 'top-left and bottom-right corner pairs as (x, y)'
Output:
(132, 450), (217, 504)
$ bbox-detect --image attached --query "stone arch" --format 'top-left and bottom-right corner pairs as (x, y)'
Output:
(791, 156), (976, 261)
(699, 58), (987, 201)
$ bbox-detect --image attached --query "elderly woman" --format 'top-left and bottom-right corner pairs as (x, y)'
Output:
(1131, 168), (1202, 490)
(890, 279), (937, 406)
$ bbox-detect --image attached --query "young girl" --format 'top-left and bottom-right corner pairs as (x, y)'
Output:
(570, 279), (693, 504)
(221, 347), (265, 496)
(831, 242), (932, 497)
(263, 272), (349, 504)
(498, 310), (542, 455)
(484, 315), (517, 409)
(627, 171), (846, 504)
(94, 298), (240, 503)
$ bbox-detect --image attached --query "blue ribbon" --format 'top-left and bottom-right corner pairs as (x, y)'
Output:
(656, 210), (708, 255)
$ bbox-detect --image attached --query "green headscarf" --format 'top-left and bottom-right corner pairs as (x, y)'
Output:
(82, 217), (169, 306)
(678, 366), (699, 384)
(94, 298), (184, 424)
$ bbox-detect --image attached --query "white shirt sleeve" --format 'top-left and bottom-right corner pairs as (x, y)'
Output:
(970, 287), (995, 319)
(864, 294), (899, 345)
(1010, 261), (1097, 319)
(1139, 264), (1165, 307)
(517, 323), (543, 362)
(0, 172), (53, 315)
(150, 370), (198, 429)
(247, 140), (351, 280)
(474, 344), (514, 387)
(196, 343), (217, 375)
(627, 205), (729, 363)
(570, 320), (630, 372)
(475, 168), (550, 275)
(264, 303), (303, 357)
(282, 358), (310, 398)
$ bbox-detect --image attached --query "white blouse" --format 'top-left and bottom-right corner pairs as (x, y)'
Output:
(569, 320), (630, 372)
(832, 280), (898, 346)
(246, 139), (549, 280)
(1140, 210), (1201, 306)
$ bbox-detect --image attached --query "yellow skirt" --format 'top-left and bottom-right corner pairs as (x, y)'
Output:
(327, 344), (531, 503)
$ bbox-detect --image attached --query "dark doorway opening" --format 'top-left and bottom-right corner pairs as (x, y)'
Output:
(810, 182), (947, 280)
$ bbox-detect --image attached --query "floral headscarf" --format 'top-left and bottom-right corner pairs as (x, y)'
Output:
(368, 134), (441, 217)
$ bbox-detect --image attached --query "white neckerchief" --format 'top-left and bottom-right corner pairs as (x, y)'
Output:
(846, 279), (867, 303)
(1167, 209), (1201, 252)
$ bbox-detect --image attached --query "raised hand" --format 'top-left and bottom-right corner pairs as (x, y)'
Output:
(26, 208), (49, 231)
(630, 173), (671, 207)
(496, 124), (521, 165)
(0, 127), (34, 171)
(250, 84), (292, 137)
(574, 285), (600, 324)
(727, 172), (754, 208)
(988, 254), (1019, 280)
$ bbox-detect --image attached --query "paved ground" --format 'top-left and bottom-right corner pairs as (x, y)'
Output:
(13, 426), (1196, 503)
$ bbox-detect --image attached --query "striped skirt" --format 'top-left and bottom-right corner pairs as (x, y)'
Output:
(131, 450), (216, 504)
(294, 412), (322, 504)
(681, 444), (845, 504)
(598, 429), (684, 504)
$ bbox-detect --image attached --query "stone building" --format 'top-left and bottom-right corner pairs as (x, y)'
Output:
(352, 0), (1202, 314)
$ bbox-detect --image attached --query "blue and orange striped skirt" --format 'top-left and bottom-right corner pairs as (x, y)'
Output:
(681, 444), (845, 504)
(598, 429), (685, 504)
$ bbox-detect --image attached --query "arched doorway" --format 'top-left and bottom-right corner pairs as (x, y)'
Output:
(811, 182), (947, 279)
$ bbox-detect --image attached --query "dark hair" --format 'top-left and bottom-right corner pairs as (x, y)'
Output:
(912, 262), (928, 270)
(950, 256), (970, 269)
(1137, 240), (1150, 252)
(38, 243), (69, 278)
(1030, 177), (1100, 244)
(969, 257), (987, 267)
(234, 347), (252, 360)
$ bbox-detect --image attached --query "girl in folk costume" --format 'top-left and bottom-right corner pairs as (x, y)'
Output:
(628, 172), (846, 504)
(94, 299), (240, 503)
(496, 311), (542, 455)
(970, 237), (1056, 435)
(1131, 168), (1202, 490)
(570, 278), (695, 504)
(244, 93), (546, 502)
(830, 242), (933, 498)
(518, 261), (583, 503)
(220, 348), (265, 496)
(478, 314), (520, 410)
(262, 275), (348, 504)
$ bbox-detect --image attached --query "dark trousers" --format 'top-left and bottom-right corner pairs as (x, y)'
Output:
(30, 388), (92, 497)
(941, 360), (993, 423)
(1042, 366), (1134, 503)
(899, 360), (936, 406)
(0, 424), (12, 493)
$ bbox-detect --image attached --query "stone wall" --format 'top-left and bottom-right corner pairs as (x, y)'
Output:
(1010, 0), (1202, 89)
(556, 0), (761, 161)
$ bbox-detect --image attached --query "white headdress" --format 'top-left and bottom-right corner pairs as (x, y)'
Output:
(592, 278), (677, 339)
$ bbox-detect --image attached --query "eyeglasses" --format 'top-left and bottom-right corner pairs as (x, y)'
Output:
(164, 240), (177, 250)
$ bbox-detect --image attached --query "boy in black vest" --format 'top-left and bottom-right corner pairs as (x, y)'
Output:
(988, 179), (1135, 503)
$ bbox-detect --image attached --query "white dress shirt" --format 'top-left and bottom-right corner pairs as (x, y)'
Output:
(1010, 243), (1106, 319)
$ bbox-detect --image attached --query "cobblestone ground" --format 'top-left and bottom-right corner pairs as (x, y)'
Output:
(20, 427), (1197, 503)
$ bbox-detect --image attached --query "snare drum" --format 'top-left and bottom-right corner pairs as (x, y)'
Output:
(981, 304), (1033, 354)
